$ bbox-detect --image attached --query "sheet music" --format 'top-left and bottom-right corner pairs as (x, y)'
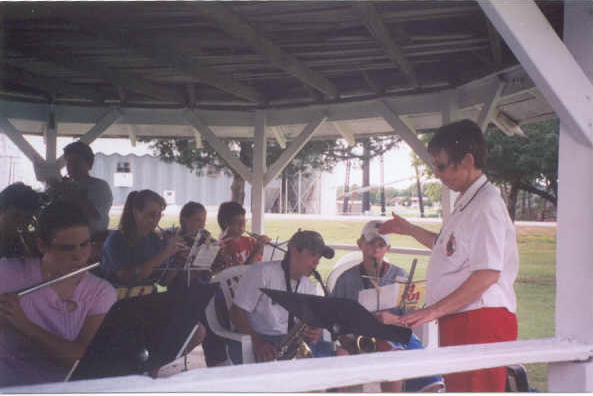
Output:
(189, 240), (220, 270)
(358, 282), (401, 312)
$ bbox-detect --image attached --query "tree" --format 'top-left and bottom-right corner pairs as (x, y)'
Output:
(485, 119), (559, 220)
(145, 134), (401, 206)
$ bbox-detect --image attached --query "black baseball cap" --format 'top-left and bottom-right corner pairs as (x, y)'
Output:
(288, 230), (334, 259)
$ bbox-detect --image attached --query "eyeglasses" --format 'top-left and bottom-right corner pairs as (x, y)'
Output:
(433, 161), (453, 172)
(50, 239), (92, 252)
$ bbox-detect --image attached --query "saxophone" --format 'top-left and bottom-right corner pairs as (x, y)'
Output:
(276, 321), (313, 360)
(275, 270), (325, 360)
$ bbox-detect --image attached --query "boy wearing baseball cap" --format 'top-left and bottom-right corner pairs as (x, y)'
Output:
(229, 230), (334, 363)
(331, 220), (444, 392)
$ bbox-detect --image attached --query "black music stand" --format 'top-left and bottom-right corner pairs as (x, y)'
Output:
(70, 280), (218, 381)
(261, 288), (411, 345)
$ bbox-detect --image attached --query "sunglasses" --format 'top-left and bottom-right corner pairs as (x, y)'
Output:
(50, 239), (92, 252)
(433, 161), (453, 172)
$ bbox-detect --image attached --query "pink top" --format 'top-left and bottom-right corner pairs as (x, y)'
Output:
(0, 257), (116, 387)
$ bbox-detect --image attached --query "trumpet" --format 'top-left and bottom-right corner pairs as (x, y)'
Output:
(245, 231), (288, 253)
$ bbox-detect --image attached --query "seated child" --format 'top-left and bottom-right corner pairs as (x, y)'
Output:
(331, 220), (445, 392)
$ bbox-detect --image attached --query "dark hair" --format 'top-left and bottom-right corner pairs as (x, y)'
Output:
(0, 182), (42, 213)
(217, 201), (245, 231)
(37, 200), (90, 245)
(64, 141), (94, 167)
(428, 119), (488, 170)
(180, 201), (206, 223)
(119, 190), (166, 243)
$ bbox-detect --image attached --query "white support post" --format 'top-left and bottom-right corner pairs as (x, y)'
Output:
(263, 112), (327, 185)
(45, 105), (57, 163)
(128, 124), (137, 147)
(439, 90), (459, 219)
(479, 0), (593, 147)
(548, 2), (593, 392)
(184, 109), (253, 185)
(251, 110), (266, 235)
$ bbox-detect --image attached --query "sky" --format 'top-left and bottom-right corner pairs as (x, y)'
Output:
(5, 135), (417, 191)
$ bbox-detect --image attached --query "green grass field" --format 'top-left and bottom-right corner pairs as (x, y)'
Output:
(111, 215), (556, 391)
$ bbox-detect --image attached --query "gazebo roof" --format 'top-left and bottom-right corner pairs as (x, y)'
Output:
(0, 1), (561, 140)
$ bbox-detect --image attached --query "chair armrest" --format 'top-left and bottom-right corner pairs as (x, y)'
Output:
(205, 297), (255, 363)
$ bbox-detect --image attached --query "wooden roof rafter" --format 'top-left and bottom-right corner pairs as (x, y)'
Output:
(194, 2), (339, 101)
(67, 18), (266, 105)
(354, 3), (419, 88)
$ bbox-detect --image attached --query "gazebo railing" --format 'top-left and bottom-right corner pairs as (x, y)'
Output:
(6, 337), (592, 393)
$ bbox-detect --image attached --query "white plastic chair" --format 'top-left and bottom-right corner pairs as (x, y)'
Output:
(326, 251), (363, 293)
(204, 265), (255, 364)
(326, 251), (438, 348)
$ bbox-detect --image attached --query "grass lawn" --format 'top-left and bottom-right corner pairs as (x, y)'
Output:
(110, 214), (556, 391)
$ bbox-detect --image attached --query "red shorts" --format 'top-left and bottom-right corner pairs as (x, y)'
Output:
(439, 307), (518, 392)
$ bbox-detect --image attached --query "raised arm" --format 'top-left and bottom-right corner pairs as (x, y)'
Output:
(379, 212), (438, 249)
(113, 235), (186, 283)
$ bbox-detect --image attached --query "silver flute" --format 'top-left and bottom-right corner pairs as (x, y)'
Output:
(16, 262), (100, 296)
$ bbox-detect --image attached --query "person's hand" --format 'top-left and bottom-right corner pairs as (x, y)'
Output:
(399, 306), (440, 329)
(0, 294), (30, 331)
(165, 234), (188, 256)
(375, 311), (404, 326)
(254, 234), (271, 254)
(378, 212), (413, 236)
(252, 334), (277, 362)
(302, 325), (321, 345)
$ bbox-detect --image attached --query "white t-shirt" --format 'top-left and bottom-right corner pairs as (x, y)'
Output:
(426, 174), (518, 314)
(233, 260), (319, 336)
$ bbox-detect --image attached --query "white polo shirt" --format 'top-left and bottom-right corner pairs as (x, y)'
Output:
(426, 174), (518, 314)
(233, 260), (319, 336)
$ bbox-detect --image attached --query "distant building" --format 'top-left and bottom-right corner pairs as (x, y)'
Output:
(93, 153), (238, 207)
(93, 153), (337, 216)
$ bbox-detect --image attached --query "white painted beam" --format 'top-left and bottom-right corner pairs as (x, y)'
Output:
(251, 110), (266, 234)
(333, 121), (356, 146)
(479, 0), (593, 147)
(269, 126), (286, 149)
(45, 106), (57, 162)
(548, 1), (593, 392)
(263, 112), (327, 186)
(12, 338), (592, 393)
(184, 110), (253, 185)
(55, 107), (122, 168)
(491, 110), (525, 137)
(374, 100), (432, 166)
(193, 130), (203, 149)
(476, 78), (506, 132)
(77, 107), (123, 146)
(0, 113), (44, 164)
